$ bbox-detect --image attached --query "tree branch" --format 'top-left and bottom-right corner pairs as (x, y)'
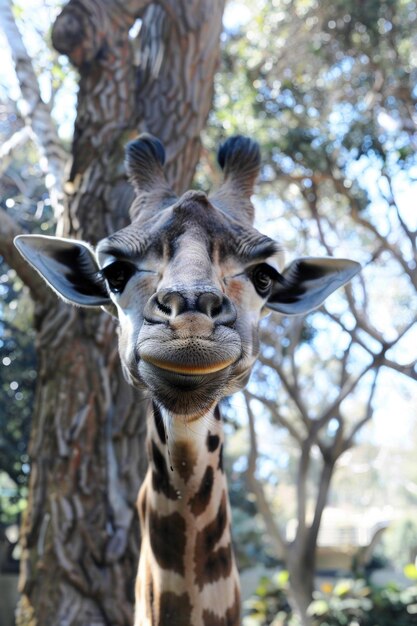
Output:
(51, 0), (148, 66)
(313, 358), (377, 434)
(342, 369), (379, 452)
(0, 0), (66, 227)
(244, 390), (304, 443)
(308, 457), (335, 552)
(260, 354), (311, 428)
(0, 125), (30, 176)
(381, 357), (417, 381)
(245, 395), (288, 559)
(295, 439), (311, 545)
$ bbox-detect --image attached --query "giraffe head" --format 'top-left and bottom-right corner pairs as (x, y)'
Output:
(15, 134), (359, 418)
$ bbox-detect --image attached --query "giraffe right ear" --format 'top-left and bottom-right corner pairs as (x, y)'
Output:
(14, 235), (111, 307)
(266, 257), (361, 315)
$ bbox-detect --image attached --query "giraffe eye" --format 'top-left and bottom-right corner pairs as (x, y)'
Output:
(102, 261), (136, 293)
(251, 264), (277, 296)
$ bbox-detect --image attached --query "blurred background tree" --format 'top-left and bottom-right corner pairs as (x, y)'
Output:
(204, 0), (417, 623)
(1, 0), (417, 625)
(0, 0), (225, 624)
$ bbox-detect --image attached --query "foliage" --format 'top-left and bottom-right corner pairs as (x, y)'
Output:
(379, 519), (417, 570)
(209, 0), (417, 619)
(0, 279), (35, 525)
(0, 101), (52, 524)
(243, 571), (295, 626)
(243, 574), (417, 626)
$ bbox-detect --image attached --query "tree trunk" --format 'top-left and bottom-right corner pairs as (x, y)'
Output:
(286, 457), (335, 626)
(287, 545), (315, 626)
(16, 1), (224, 624)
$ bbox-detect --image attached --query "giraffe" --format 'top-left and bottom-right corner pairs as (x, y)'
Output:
(15, 134), (360, 626)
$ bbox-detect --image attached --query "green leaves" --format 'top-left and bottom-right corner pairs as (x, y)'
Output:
(243, 575), (417, 625)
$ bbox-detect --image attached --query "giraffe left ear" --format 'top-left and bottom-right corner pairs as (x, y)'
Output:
(14, 234), (111, 307)
(267, 257), (361, 315)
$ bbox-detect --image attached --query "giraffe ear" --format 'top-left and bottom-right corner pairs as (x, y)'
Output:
(14, 235), (110, 307)
(267, 257), (361, 315)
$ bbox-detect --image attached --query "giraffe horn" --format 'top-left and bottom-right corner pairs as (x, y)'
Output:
(210, 135), (261, 224)
(125, 133), (176, 222)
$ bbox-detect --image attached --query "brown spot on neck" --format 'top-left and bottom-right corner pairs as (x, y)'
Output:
(158, 591), (193, 626)
(151, 440), (178, 500)
(153, 403), (166, 444)
(188, 466), (214, 516)
(194, 491), (233, 589)
(218, 443), (224, 473)
(171, 440), (197, 483)
(207, 431), (220, 452)
(149, 508), (186, 575)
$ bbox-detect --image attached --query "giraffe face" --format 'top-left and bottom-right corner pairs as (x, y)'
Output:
(14, 134), (360, 420)
(96, 191), (282, 417)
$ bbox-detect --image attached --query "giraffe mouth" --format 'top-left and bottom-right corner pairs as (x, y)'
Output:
(139, 359), (232, 401)
(140, 355), (235, 375)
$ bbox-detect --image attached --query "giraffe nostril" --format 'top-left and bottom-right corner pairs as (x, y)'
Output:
(198, 292), (222, 318)
(156, 290), (187, 318)
(211, 303), (223, 318)
(144, 290), (188, 322)
(156, 298), (172, 316)
(197, 292), (236, 326)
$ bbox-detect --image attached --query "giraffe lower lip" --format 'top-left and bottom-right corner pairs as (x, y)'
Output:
(140, 361), (220, 392)
(141, 356), (234, 375)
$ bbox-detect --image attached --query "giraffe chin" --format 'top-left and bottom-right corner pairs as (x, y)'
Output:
(138, 360), (230, 416)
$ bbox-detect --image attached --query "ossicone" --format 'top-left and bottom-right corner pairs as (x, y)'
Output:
(125, 133), (176, 222)
(125, 133), (166, 190)
(217, 135), (261, 178)
(210, 134), (261, 225)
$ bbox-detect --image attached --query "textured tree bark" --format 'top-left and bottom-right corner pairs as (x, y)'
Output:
(16, 1), (225, 624)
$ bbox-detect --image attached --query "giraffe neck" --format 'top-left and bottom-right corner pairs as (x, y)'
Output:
(135, 402), (240, 626)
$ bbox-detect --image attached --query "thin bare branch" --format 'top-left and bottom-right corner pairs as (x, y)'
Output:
(0, 126), (31, 176)
(342, 369), (380, 452)
(382, 168), (417, 252)
(314, 358), (377, 434)
(344, 283), (387, 345)
(350, 206), (414, 281)
(245, 394), (288, 559)
(324, 310), (374, 356)
(244, 389), (304, 443)
(339, 339), (353, 389)
(386, 315), (417, 348)
(381, 357), (417, 381)
(260, 355), (311, 427)
(0, 0), (67, 227)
